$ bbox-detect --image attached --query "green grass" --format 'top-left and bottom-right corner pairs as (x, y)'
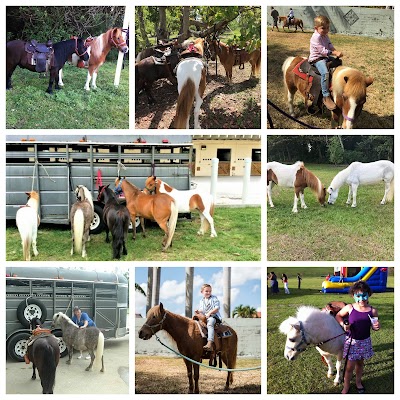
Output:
(267, 268), (394, 394)
(267, 164), (394, 261)
(7, 206), (261, 261)
(6, 62), (129, 129)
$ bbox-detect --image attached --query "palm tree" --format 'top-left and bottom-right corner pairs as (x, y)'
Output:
(233, 304), (258, 318)
(135, 283), (146, 296)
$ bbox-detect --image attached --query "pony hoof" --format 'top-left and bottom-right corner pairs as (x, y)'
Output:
(210, 233), (217, 238)
(197, 231), (205, 236)
(85, 366), (91, 371)
(66, 360), (71, 364)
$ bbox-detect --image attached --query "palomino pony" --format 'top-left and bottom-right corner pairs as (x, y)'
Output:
(7, 37), (89, 93)
(51, 312), (105, 372)
(59, 27), (128, 90)
(327, 160), (394, 207)
(279, 306), (346, 386)
(114, 177), (178, 251)
(282, 56), (373, 128)
(267, 161), (326, 212)
(138, 303), (238, 393)
(70, 185), (94, 257)
(16, 191), (40, 261)
(97, 185), (130, 259)
(208, 39), (261, 83)
(174, 38), (207, 129)
(26, 317), (60, 394)
(144, 176), (217, 237)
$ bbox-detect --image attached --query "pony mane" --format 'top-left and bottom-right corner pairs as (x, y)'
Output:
(329, 167), (349, 190)
(299, 166), (325, 201)
(333, 67), (368, 99)
(296, 305), (323, 322)
(56, 312), (79, 328)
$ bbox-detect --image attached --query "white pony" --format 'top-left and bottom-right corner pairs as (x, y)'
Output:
(279, 306), (345, 386)
(16, 191), (40, 261)
(327, 160), (394, 207)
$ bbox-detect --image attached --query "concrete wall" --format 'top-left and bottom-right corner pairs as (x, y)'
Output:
(269, 6), (394, 38)
(135, 318), (261, 358)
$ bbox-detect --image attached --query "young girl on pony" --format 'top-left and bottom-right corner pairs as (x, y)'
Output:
(335, 281), (380, 394)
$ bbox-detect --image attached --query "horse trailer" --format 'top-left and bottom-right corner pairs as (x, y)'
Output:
(6, 266), (129, 362)
(6, 135), (193, 233)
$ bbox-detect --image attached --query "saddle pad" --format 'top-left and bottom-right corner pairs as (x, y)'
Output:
(292, 59), (313, 83)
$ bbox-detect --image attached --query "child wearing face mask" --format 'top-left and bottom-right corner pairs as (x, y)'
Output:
(336, 280), (380, 394)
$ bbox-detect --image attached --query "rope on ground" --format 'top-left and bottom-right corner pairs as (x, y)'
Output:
(267, 99), (319, 129)
(154, 333), (261, 372)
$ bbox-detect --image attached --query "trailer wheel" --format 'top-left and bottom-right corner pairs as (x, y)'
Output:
(91, 203), (106, 234)
(52, 330), (69, 358)
(7, 332), (30, 362)
(17, 298), (47, 328)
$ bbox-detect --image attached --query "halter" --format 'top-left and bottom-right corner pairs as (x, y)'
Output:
(114, 177), (124, 195)
(110, 30), (128, 51)
(97, 185), (107, 201)
(143, 311), (168, 335)
(72, 36), (89, 57)
(342, 112), (355, 123)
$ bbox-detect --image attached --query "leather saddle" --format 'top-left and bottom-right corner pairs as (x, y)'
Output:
(180, 42), (203, 59)
(24, 39), (54, 73)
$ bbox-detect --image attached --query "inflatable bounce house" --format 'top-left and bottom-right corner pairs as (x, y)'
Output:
(322, 267), (388, 293)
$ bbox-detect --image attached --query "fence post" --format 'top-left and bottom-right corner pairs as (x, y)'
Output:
(242, 157), (252, 204)
(211, 158), (219, 201)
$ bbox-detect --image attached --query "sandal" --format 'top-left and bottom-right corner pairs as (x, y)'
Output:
(356, 385), (365, 394)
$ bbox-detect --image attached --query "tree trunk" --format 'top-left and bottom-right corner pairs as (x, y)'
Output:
(137, 6), (150, 48)
(157, 6), (169, 42)
(223, 267), (231, 318)
(146, 267), (153, 314)
(337, 135), (344, 150)
(185, 267), (194, 318)
(179, 6), (191, 42)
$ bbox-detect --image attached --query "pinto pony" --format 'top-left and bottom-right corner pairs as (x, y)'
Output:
(327, 160), (394, 207)
(208, 39), (261, 83)
(144, 176), (217, 237)
(267, 161), (326, 213)
(16, 191), (40, 261)
(282, 56), (373, 128)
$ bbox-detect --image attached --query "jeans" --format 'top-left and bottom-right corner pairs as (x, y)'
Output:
(207, 317), (216, 341)
(314, 58), (334, 97)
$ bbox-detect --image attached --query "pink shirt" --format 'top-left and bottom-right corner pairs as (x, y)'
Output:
(309, 30), (334, 62)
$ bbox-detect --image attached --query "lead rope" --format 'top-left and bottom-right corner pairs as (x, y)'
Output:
(31, 159), (56, 192)
(117, 161), (126, 179)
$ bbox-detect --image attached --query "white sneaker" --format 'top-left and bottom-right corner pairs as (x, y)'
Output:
(85, 355), (91, 360)
(77, 354), (82, 359)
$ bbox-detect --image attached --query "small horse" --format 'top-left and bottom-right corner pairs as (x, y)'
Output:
(16, 191), (40, 261)
(97, 185), (130, 259)
(51, 312), (105, 372)
(114, 177), (178, 251)
(267, 161), (326, 212)
(138, 303), (238, 393)
(282, 56), (373, 128)
(208, 39), (261, 83)
(174, 38), (207, 129)
(281, 16), (304, 32)
(70, 185), (94, 257)
(26, 317), (60, 394)
(135, 39), (181, 62)
(279, 306), (345, 386)
(7, 37), (89, 93)
(327, 160), (394, 207)
(144, 176), (217, 237)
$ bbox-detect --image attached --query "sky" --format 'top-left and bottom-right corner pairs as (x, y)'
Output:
(135, 266), (261, 318)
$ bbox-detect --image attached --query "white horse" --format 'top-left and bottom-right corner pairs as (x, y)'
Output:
(267, 161), (326, 212)
(16, 191), (40, 261)
(279, 306), (345, 386)
(327, 160), (394, 207)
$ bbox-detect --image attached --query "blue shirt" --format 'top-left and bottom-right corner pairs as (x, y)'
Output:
(72, 312), (96, 327)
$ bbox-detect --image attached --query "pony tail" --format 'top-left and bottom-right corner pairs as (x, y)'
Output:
(175, 79), (196, 129)
(73, 209), (84, 254)
(387, 178), (394, 202)
(163, 200), (178, 251)
(255, 51), (261, 75)
(94, 331), (105, 372)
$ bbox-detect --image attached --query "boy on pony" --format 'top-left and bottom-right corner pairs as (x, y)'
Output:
(308, 15), (343, 111)
(287, 8), (294, 25)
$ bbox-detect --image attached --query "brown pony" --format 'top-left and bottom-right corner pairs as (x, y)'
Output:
(114, 177), (178, 251)
(138, 303), (238, 393)
(208, 39), (261, 83)
(282, 56), (373, 128)
(281, 16), (304, 32)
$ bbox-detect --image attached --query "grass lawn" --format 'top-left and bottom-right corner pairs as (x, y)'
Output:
(267, 164), (394, 261)
(267, 268), (394, 394)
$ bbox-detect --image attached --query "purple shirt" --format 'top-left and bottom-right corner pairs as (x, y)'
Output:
(309, 31), (334, 62)
(348, 307), (373, 340)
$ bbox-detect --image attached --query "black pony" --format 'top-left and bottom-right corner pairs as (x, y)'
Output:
(27, 317), (60, 394)
(6, 37), (89, 93)
(97, 185), (130, 259)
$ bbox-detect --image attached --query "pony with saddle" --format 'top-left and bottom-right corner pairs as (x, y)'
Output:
(144, 176), (217, 237)
(97, 185), (130, 259)
(7, 37), (89, 93)
(114, 177), (178, 251)
(16, 191), (40, 261)
(282, 56), (373, 128)
(280, 16), (304, 32)
(267, 161), (326, 213)
(25, 317), (60, 394)
(327, 160), (394, 207)
(51, 312), (105, 372)
(135, 39), (181, 62)
(138, 303), (238, 393)
(208, 38), (261, 83)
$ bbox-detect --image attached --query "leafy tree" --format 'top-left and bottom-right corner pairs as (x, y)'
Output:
(327, 136), (344, 165)
(233, 304), (258, 318)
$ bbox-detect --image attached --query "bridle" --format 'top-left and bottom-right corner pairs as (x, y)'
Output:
(110, 30), (128, 51)
(72, 36), (89, 57)
(114, 177), (124, 195)
(142, 311), (168, 335)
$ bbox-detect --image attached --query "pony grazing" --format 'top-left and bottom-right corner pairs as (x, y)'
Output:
(16, 191), (40, 261)
(144, 176), (217, 237)
(267, 161), (326, 213)
(279, 306), (345, 386)
(282, 56), (373, 128)
(70, 185), (94, 257)
(174, 38), (207, 129)
(114, 177), (178, 251)
(327, 160), (394, 207)
(208, 39), (261, 83)
(51, 312), (105, 372)
(138, 303), (238, 393)
(7, 37), (89, 93)
(97, 185), (130, 259)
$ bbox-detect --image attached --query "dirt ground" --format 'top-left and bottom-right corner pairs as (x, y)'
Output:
(135, 61), (261, 129)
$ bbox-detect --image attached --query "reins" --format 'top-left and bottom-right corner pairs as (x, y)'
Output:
(72, 36), (88, 57)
